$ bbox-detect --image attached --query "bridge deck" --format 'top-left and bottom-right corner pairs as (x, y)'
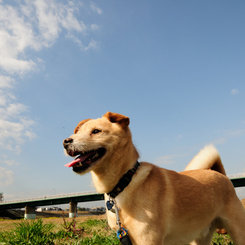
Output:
(0, 177), (244, 210)
(0, 192), (104, 210)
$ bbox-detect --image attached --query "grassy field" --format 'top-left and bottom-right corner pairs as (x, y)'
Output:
(0, 215), (234, 244)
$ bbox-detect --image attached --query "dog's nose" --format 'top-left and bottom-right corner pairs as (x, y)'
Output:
(63, 138), (73, 148)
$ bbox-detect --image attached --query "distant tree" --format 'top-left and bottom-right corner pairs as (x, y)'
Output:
(77, 207), (87, 211)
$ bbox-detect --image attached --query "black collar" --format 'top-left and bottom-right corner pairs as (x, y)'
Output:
(107, 161), (140, 198)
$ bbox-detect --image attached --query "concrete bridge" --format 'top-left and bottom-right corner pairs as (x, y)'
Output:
(0, 191), (104, 219)
(0, 177), (245, 219)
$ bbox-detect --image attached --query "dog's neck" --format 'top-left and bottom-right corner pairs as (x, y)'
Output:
(91, 141), (139, 194)
(107, 160), (140, 198)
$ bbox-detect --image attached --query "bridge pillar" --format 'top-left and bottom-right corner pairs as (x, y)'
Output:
(24, 206), (36, 220)
(69, 202), (77, 218)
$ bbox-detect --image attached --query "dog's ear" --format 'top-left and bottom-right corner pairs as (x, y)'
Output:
(103, 112), (130, 129)
(74, 119), (91, 134)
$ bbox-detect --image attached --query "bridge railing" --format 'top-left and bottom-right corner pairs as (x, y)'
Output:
(230, 177), (245, 188)
(1, 190), (99, 204)
(1, 177), (245, 206)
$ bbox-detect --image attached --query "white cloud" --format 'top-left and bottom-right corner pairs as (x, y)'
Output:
(31, 0), (87, 47)
(0, 4), (38, 74)
(0, 158), (19, 166)
(0, 75), (15, 88)
(0, 167), (14, 186)
(0, 89), (36, 152)
(155, 155), (175, 165)
(85, 39), (99, 51)
(0, 117), (36, 149)
(212, 129), (245, 145)
(91, 3), (102, 15)
(0, 0), (100, 151)
(154, 154), (187, 166)
(0, 0), (100, 74)
(0, 89), (16, 108)
(0, 0), (101, 187)
(91, 24), (99, 30)
(6, 103), (27, 117)
(231, 89), (239, 95)
(228, 172), (245, 178)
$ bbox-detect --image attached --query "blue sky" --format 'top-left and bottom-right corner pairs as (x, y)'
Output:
(0, 0), (245, 204)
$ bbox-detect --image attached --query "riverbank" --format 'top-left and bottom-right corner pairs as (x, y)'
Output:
(0, 213), (107, 232)
(0, 210), (105, 220)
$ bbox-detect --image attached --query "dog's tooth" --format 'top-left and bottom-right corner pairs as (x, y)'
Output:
(92, 153), (97, 159)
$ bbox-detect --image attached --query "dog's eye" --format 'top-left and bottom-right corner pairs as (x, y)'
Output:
(92, 129), (101, 134)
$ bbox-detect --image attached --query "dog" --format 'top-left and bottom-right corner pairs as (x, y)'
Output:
(63, 112), (245, 245)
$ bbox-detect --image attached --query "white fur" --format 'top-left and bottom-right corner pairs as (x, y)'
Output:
(185, 145), (221, 171)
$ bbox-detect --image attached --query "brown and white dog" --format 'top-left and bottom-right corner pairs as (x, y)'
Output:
(63, 112), (245, 245)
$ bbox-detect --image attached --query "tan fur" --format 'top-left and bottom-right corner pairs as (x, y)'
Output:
(64, 112), (245, 245)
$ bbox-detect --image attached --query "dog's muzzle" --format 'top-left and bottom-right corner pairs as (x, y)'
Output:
(63, 138), (73, 149)
(63, 136), (106, 173)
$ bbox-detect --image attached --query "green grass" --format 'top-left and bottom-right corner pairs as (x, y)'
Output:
(0, 219), (55, 245)
(212, 233), (234, 245)
(0, 218), (118, 245)
(0, 218), (235, 245)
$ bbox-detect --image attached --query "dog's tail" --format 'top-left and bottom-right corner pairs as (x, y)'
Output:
(185, 145), (226, 176)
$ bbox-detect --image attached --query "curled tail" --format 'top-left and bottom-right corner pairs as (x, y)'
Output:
(185, 145), (226, 176)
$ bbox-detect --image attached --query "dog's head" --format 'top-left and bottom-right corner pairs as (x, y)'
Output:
(63, 112), (131, 174)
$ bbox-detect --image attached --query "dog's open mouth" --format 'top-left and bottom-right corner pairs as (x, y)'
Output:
(65, 148), (106, 172)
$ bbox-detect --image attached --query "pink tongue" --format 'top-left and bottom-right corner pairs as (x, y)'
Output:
(65, 155), (88, 168)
